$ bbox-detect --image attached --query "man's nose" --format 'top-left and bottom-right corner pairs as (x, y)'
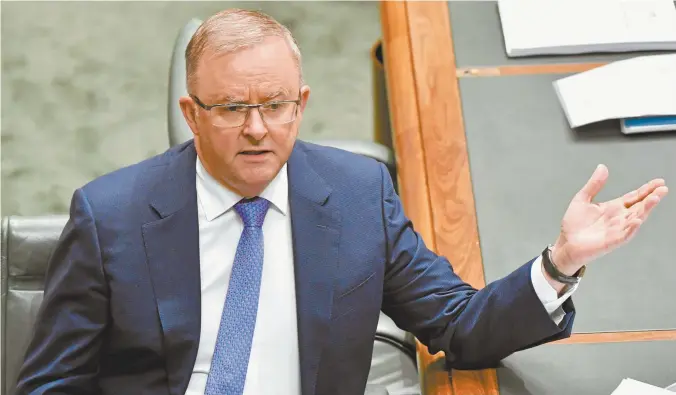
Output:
(242, 108), (268, 141)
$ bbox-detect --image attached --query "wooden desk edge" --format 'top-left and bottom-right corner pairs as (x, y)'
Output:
(456, 63), (606, 77)
(380, 2), (453, 394)
(380, 1), (498, 394)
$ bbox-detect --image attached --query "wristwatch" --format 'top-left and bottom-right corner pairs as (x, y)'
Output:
(541, 245), (585, 285)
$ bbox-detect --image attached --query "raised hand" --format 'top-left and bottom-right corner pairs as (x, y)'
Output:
(551, 164), (668, 276)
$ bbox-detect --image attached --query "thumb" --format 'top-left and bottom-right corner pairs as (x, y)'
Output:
(576, 164), (609, 202)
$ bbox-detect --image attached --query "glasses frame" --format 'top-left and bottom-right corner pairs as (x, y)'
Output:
(190, 92), (302, 127)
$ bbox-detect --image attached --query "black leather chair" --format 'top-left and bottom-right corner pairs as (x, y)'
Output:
(1, 215), (68, 395)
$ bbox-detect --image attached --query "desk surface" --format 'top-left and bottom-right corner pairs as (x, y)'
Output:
(497, 341), (676, 395)
(380, 2), (676, 394)
(460, 74), (676, 333)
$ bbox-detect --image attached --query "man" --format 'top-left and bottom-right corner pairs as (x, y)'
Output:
(15, 8), (668, 395)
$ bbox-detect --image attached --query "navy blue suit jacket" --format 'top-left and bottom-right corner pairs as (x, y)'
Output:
(15, 140), (574, 395)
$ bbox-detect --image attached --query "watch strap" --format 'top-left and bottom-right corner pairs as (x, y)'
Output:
(541, 245), (584, 285)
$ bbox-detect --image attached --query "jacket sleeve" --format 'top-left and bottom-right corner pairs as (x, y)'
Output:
(378, 163), (575, 369)
(14, 188), (109, 394)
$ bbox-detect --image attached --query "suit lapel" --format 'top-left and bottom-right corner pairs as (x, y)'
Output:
(288, 142), (342, 395)
(142, 141), (201, 395)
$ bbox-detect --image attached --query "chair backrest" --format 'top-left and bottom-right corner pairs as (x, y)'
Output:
(168, 18), (202, 147)
(1, 215), (69, 395)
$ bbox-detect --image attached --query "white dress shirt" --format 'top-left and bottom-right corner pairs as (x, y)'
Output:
(185, 156), (576, 395)
(185, 158), (300, 395)
(531, 255), (578, 325)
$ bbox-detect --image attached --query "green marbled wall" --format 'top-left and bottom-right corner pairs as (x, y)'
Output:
(1, 1), (382, 215)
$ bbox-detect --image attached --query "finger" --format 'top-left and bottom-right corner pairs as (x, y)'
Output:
(655, 185), (669, 200)
(577, 164), (609, 202)
(604, 215), (641, 250)
(631, 185), (668, 221)
(622, 178), (666, 208)
(622, 217), (643, 241)
(608, 211), (627, 228)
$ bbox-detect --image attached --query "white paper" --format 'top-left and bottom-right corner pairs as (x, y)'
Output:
(498, 0), (676, 57)
(553, 54), (676, 128)
(611, 378), (674, 394)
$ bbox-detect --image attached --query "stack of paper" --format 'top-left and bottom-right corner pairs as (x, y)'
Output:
(497, 0), (676, 57)
(553, 54), (676, 129)
(611, 378), (675, 394)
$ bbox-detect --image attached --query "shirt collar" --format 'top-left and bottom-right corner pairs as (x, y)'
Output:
(196, 156), (289, 221)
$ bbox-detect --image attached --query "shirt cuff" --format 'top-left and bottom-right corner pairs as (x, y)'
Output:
(530, 255), (579, 324)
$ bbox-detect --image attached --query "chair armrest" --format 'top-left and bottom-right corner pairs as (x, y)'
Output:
(417, 342), (453, 395)
(417, 342), (498, 395)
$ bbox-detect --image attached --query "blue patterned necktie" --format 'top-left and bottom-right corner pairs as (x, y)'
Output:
(204, 197), (271, 395)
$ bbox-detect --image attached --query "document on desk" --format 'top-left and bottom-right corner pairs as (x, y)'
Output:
(553, 53), (676, 128)
(497, 0), (676, 57)
(611, 378), (674, 394)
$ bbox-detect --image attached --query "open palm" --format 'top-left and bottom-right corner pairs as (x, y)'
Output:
(555, 164), (668, 270)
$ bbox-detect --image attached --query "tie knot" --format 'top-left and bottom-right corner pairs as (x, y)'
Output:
(234, 197), (270, 227)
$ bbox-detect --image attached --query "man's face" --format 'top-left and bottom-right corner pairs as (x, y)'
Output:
(181, 36), (310, 197)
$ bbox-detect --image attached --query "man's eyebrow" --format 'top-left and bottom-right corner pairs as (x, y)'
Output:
(264, 88), (291, 100)
(211, 88), (292, 104)
(214, 94), (245, 104)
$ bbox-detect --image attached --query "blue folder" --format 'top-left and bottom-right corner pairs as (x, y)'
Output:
(621, 116), (676, 134)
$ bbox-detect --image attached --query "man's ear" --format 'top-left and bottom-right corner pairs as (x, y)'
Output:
(179, 96), (200, 136)
(298, 85), (311, 114)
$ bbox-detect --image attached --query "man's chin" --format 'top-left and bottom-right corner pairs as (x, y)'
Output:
(236, 164), (281, 193)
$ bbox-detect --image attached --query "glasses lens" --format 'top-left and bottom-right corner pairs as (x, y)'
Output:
(211, 105), (248, 127)
(209, 102), (298, 127)
(260, 102), (297, 125)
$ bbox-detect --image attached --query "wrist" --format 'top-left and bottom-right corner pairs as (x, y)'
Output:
(541, 260), (567, 295)
(541, 241), (585, 294)
(551, 239), (580, 276)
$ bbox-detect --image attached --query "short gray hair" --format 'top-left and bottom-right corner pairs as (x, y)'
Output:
(185, 9), (303, 92)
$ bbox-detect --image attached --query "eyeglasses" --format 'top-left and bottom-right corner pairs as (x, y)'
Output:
(190, 94), (301, 128)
